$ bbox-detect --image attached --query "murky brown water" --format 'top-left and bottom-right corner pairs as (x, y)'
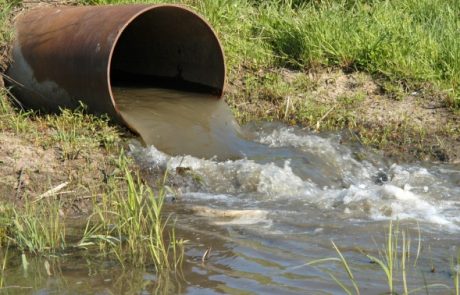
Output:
(113, 87), (248, 160)
(2, 88), (459, 294)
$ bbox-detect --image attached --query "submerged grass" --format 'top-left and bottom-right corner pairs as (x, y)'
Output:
(79, 153), (184, 270)
(308, 220), (457, 294)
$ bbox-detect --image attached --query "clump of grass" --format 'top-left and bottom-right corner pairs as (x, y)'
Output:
(0, 0), (18, 56)
(307, 240), (360, 295)
(306, 220), (453, 294)
(255, 0), (460, 106)
(6, 199), (66, 254)
(0, 150), (184, 279)
(452, 250), (460, 295)
(0, 242), (8, 289)
(1, 90), (120, 159)
(0, 89), (35, 134)
(79, 153), (184, 271)
(42, 103), (120, 160)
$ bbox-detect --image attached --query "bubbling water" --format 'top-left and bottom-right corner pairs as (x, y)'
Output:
(19, 87), (454, 294)
(128, 125), (460, 231)
(113, 87), (460, 230)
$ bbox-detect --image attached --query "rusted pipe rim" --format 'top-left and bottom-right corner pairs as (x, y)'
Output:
(107, 4), (226, 125)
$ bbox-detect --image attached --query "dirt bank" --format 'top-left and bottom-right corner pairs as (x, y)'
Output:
(226, 67), (460, 163)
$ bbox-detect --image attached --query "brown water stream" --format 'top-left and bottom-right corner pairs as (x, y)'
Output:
(114, 87), (247, 160)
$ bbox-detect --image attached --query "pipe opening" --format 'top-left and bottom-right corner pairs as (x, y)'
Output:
(110, 6), (225, 96)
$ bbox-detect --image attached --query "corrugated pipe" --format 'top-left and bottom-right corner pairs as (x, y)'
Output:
(6, 4), (226, 129)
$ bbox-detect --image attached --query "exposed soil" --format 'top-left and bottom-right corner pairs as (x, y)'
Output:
(0, 131), (119, 215)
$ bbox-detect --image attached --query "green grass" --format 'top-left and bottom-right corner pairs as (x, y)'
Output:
(306, 220), (457, 294)
(0, 242), (8, 289)
(0, 0), (16, 50)
(0, 0), (458, 289)
(453, 250), (460, 295)
(43, 104), (119, 160)
(79, 153), (184, 270)
(0, 151), (183, 272)
(0, 0), (182, 275)
(9, 200), (66, 254)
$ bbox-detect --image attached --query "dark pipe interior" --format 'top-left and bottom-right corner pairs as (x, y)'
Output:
(110, 6), (225, 95)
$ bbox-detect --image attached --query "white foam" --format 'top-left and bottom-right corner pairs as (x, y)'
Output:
(129, 126), (460, 232)
(131, 143), (317, 198)
(257, 127), (377, 185)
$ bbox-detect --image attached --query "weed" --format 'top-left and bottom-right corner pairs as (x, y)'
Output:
(41, 103), (119, 160)
(0, 242), (8, 288)
(306, 220), (453, 294)
(9, 199), (66, 254)
(452, 250), (460, 295)
(79, 153), (184, 271)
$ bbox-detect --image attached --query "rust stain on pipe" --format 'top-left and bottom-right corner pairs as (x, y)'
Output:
(6, 4), (226, 129)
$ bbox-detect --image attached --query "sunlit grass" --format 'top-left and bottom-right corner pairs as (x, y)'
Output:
(0, 150), (183, 272)
(452, 250), (460, 295)
(7, 199), (66, 254)
(42, 104), (119, 159)
(79, 153), (184, 271)
(0, 242), (8, 289)
(306, 220), (456, 294)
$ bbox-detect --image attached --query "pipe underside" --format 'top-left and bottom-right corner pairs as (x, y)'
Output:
(6, 4), (225, 129)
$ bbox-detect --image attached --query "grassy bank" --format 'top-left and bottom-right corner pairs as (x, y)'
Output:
(0, 0), (458, 245)
(0, 0), (181, 277)
(1, 0), (459, 161)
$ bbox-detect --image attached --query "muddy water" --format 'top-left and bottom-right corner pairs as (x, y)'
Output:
(2, 88), (459, 294)
(129, 123), (460, 293)
(113, 87), (251, 160)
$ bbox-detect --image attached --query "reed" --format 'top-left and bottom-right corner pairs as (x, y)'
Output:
(307, 220), (453, 294)
(307, 241), (361, 295)
(79, 153), (184, 270)
(9, 199), (66, 254)
(0, 242), (8, 288)
(453, 250), (460, 295)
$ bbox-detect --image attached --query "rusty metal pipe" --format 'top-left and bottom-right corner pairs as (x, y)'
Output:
(6, 4), (226, 128)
